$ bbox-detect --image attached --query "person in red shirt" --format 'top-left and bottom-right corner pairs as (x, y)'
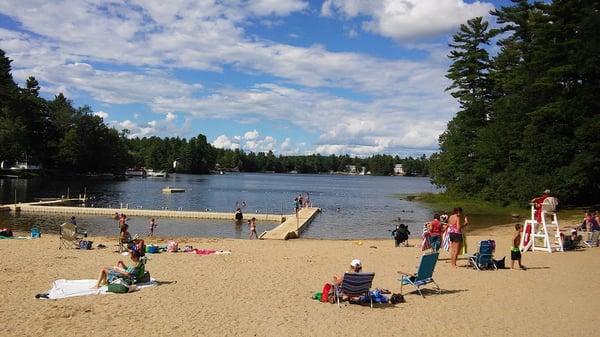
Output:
(427, 214), (443, 252)
(531, 189), (550, 223)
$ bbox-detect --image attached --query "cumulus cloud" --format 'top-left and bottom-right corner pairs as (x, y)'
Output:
(0, 0), (472, 155)
(212, 135), (240, 150)
(109, 114), (191, 138)
(94, 111), (109, 119)
(321, 0), (494, 42)
(212, 131), (296, 154)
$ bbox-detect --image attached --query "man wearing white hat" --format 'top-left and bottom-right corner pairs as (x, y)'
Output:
(333, 259), (363, 285)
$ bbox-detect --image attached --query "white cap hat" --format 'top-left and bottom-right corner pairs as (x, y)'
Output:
(350, 259), (361, 267)
(543, 189), (551, 194)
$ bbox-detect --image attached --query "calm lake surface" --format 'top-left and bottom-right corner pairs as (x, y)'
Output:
(0, 173), (442, 239)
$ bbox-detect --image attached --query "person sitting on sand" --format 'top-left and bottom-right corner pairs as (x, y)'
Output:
(581, 211), (600, 234)
(95, 250), (143, 287)
(333, 259), (362, 285)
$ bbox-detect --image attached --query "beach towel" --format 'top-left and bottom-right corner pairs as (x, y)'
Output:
(37, 278), (157, 300)
(190, 249), (231, 256)
(421, 225), (431, 251)
(442, 229), (450, 252)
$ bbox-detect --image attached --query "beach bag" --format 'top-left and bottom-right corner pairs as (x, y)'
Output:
(493, 257), (506, 269)
(79, 240), (93, 250)
(390, 293), (405, 304)
(321, 283), (333, 303)
(167, 240), (178, 253)
(31, 226), (41, 238)
(107, 278), (131, 293)
(136, 271), (151, 284)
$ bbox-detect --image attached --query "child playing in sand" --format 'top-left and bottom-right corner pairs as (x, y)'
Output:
(511, 224), (526, 270)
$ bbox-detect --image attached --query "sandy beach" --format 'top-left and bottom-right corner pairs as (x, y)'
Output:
(1, 224), (599, 337)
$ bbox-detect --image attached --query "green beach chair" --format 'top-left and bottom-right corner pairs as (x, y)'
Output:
(398, 252), (441, 298)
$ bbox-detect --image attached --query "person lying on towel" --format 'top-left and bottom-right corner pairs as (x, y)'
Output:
(95, 250), (143, 288)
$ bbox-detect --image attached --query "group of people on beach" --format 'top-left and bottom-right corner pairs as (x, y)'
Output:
(422, 207), (468, 268)
(395, 206), (526, 270)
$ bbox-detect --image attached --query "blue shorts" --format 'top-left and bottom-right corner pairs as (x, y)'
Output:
(428, 235), (441, 251)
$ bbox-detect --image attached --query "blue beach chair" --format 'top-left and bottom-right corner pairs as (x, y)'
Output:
(397, 252), (441, 298)
(335, 272), (375, 308)
(469, 240), (497, 271)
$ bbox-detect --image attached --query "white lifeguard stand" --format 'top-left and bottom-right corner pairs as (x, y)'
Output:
(519, 197), (563, 253)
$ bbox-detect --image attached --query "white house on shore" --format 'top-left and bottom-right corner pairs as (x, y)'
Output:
(394, 164), (405, 176)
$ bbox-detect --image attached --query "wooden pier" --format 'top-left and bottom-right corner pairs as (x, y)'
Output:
(2, 199), (321, 239)
(2, 199), (284, 222)
(260, 207), (321, 240)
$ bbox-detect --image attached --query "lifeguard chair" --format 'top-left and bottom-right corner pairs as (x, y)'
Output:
(519, 197), (563, 253)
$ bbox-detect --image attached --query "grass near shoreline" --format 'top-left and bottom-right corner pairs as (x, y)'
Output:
(398, 192), (585, 221)
(397, 192), (528, 216)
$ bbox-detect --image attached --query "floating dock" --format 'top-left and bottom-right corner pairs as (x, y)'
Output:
(260, 207), (321, 240)
(2, 199), (321, 239)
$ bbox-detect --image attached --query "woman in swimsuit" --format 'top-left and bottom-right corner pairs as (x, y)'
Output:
(448, 207), (468, 267)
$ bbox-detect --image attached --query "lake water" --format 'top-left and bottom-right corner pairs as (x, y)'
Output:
(0, 173), (441, 239)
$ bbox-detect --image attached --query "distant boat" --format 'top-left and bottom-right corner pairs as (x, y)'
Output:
(147, 169), (168, 177)
(125, 168), (146, 177)
(162, 186), (185, 193)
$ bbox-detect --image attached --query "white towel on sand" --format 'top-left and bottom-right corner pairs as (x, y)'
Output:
(42, 279), (157, 299)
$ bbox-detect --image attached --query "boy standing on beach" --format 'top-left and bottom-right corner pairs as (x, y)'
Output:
(511, 224), (526, 270)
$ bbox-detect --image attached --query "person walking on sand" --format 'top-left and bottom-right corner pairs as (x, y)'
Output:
(148, 218), (157, 237)
(248, 217), (258, 239)
(448, 207), (467, 268)
(511, 224), (527, 270)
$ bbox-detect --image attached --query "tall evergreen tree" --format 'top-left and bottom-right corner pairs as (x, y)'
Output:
(431, 17), (494, 195)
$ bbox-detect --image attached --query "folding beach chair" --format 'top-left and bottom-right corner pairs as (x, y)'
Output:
(59, 222), (85, 249)
(469, 240), (497, 271)
(584, 231), (600, 247)
(335, 272), (375, 308)
(398, 252), (441, 298)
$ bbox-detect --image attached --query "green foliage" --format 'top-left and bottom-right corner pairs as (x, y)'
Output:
(431, 0), (600, 205)
(0, 50), (131, 173)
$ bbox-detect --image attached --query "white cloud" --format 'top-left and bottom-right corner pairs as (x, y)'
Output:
(212, 131), (284, 153)
(243, 130), (260, 140)
(0, 0), (472, 155)
(322, 0), (494, 42)
(110, 114), (191, 138)
(94, 111), (109, 119)
(212, 135), (240, 150)
(165, 112), (177, 122)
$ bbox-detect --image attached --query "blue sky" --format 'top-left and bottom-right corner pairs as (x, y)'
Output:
(0, 0), (510, 157)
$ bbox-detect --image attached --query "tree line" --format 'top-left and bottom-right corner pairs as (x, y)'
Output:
(431, 0), (600, 205)
(0, 49), (429, 176)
